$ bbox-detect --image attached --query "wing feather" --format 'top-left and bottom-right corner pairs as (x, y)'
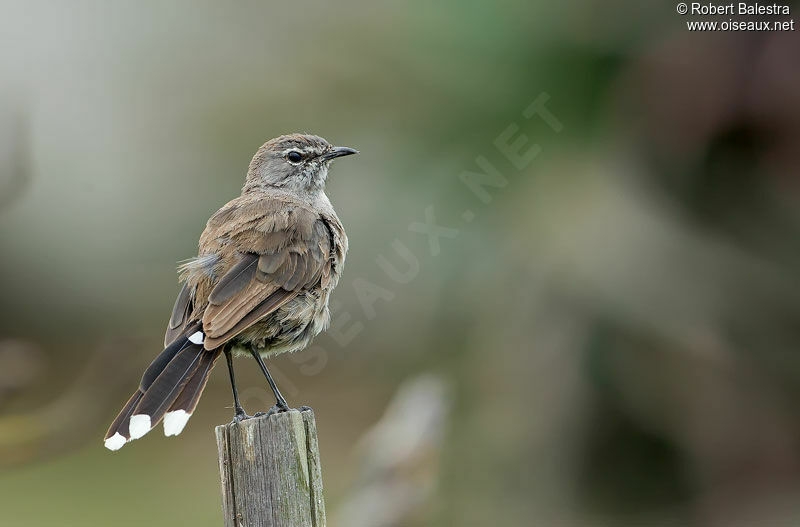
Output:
(208, 253), (258, 305)
(199, 205), (334, 348)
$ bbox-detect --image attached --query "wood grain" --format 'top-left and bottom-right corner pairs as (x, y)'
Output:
(215, 408), (326, 527)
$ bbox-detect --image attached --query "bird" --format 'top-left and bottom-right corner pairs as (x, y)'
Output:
(104, 133), (356, 451)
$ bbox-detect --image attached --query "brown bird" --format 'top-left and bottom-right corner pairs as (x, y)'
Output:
(104, 133), (356, 450)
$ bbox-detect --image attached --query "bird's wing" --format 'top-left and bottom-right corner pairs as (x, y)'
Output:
(200, 201), (333, 349)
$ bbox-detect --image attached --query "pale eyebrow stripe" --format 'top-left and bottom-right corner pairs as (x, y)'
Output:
(280, 146), (318, 156)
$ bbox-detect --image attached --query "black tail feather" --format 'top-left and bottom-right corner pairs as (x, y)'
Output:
(141, 322), (201, 391)
(104, 389), (143, 450)
(163, 349), (221, 436)
(104, 324), (211, 450)
(128, 342), (205, 440)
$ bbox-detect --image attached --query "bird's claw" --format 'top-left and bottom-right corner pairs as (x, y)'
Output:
(232, 409), (252, 423)
(265, 403), (291, 417)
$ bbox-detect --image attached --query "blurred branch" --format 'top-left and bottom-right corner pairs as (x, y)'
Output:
(334, 374), (450, 527)
(0, 101), (31, 214)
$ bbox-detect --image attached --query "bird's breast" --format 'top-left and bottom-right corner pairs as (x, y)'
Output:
(231, 288), (332, 358)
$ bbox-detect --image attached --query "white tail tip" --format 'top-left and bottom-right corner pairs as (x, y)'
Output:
(104, 432), (127, 451)
(188, 331), (205, 345)
(129, 414), (152, 439)
(163, 410), (191, 437)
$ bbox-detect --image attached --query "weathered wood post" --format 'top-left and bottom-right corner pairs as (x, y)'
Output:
(215, 408), (326, 527)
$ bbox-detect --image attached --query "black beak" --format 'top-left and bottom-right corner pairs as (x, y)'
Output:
(322, 146), (359, 161)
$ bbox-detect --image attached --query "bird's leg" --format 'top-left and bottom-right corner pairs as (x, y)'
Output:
(250, 349), (290, 414)
(225, 348), (250, 422)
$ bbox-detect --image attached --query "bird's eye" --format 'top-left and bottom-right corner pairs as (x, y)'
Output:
(287, 151), (303, 163)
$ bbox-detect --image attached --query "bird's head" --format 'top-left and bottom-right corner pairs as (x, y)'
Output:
(244, 133), (358, 194)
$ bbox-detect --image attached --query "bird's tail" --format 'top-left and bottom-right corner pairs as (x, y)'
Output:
(104, 324), (220, 451)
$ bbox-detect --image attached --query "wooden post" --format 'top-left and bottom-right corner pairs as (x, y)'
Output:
(215, 408), (326, 527)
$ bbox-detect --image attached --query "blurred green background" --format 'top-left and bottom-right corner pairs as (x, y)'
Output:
(2, 1), (800, 526)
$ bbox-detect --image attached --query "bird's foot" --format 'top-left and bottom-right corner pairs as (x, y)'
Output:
(264, 402), (291, 418)
(232, 408), (252, 423)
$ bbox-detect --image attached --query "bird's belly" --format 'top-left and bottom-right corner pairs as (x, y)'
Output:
(230, 289), (331, 358)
